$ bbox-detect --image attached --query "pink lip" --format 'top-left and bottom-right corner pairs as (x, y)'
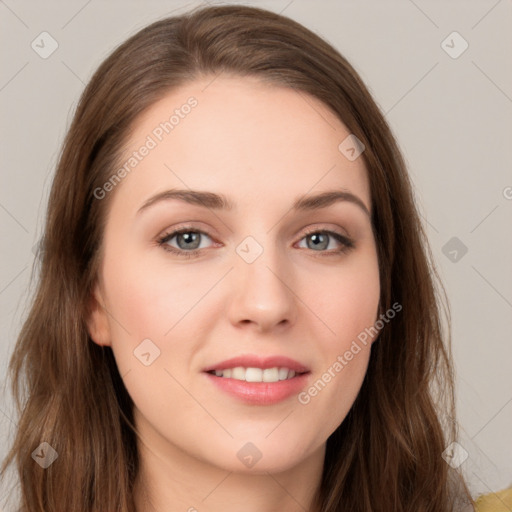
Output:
(202, 354), (311, 405)
(202, 354), (310, 373)
(204, 372), (310, 405)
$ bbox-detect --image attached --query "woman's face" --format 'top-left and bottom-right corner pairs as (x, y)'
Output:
(87, 75), (380, 474)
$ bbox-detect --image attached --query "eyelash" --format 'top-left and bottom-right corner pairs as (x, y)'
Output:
(156, 225), (355, 259)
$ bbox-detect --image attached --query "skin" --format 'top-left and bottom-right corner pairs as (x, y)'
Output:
(86, 75), (380, 512)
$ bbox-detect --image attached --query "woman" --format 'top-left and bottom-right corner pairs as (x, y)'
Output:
(1, 4), (475, 511)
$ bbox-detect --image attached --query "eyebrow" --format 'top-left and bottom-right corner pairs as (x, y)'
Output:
(136, 188), (370, 217)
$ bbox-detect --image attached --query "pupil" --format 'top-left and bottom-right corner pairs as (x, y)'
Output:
(309, 233), (327, 250)
(179, 232), (200, 249)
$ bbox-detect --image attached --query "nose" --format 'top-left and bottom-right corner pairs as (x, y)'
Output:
(227, 243), (298, 333)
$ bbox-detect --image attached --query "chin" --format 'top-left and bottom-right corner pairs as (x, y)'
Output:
(203, 435), (319, 475)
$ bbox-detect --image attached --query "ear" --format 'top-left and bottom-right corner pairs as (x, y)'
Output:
(85, 282), (112, 347)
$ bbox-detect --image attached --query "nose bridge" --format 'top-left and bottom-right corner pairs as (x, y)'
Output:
(230, 231), (297, 329)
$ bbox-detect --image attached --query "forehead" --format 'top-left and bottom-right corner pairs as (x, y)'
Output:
(113, 74), (370, 214)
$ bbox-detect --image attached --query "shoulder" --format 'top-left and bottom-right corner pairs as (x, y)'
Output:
(475, 487), (512, 512)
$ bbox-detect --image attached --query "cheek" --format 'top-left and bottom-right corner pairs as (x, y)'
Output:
(299, 252), (379, 426)
(100, 251), (220, 384)
(100, 257), (198, 414)
(311, 251), (380, 344)
(302, 347), (371, 444)
(294, 301), (375, 449)
(102, 253), (205, 338)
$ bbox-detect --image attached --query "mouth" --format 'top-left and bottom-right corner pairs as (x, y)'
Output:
(202, 355), (311, 405)
(206, 367), (308, 382)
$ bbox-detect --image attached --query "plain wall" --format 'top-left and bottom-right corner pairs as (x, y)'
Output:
(1, 0), (511, 508)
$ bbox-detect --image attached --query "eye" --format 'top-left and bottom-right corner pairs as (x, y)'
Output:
(296, 229), (354, 255)
(156, 226), (355, 258)
(157, 227), (214, 258)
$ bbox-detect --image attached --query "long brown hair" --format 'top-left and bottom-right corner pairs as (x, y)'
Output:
(1, 4), (473, 511)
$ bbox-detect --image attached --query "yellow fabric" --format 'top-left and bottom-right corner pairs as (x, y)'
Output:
(475, 487), (512, 511)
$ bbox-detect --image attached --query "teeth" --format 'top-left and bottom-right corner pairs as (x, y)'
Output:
(245, 367), (262, 382)
(232, 367), (245, 380)
(212, 366), (300, 382)
(278, 367), (290, 380)
(262, 367), (279, 382)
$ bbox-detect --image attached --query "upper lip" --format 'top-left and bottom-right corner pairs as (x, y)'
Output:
(203, 355), (310, 373)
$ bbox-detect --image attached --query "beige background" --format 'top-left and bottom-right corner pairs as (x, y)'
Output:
(1, 0), (511, 507)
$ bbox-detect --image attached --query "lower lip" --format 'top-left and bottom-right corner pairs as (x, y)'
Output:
(204, 372), (310, 405)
